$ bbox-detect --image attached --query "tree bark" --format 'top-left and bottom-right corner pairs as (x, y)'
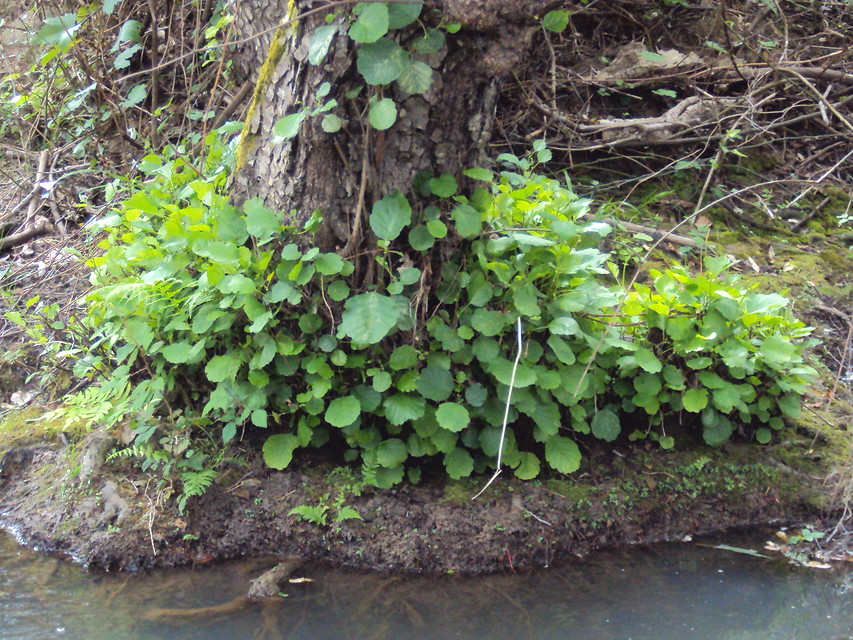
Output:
(229, 0), (550, 252)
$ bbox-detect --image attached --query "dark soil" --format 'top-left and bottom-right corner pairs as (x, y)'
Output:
(0, 433), (828, 574)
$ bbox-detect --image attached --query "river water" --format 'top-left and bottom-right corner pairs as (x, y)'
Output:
(2, 530), (852, 640)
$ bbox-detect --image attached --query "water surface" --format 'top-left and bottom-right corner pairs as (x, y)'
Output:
(2, 530), (852, 640)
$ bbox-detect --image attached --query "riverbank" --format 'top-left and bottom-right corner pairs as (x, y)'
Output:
(0, 422), (838, 574)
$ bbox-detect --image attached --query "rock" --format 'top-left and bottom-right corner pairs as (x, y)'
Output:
(78, 431), (116, 480)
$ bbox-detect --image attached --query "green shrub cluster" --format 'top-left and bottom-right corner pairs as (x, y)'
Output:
(60, 135), (816, 487)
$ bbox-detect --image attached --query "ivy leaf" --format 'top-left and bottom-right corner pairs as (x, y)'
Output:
(357, 38), (409, 85)
(591, 407), (621, 442)
(387, 1), (422, 28)
(384, 393), (426, 425)
(349, 3), (389, 43)
(325, 396), (361, 427)
(514, 452), (541, 480)
(376, 438), (408, 467)
(308, 25), (338, 64)
(263, 434), (299, 470)
(545, 436), (582, 474)
(272, 110), (306, 142)
(397, 60), (433, 94)
(369, 97), (397, 130)
(339, 292), (400, 344)
(683, 388), (709, 412)
(436, 402), (470, 432)
(370, 190), (411, 240)
(444, 447), (474, 479)
(542, 9), (570, 32)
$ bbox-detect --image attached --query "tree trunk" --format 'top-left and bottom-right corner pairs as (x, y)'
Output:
(229, 0), (550, 252)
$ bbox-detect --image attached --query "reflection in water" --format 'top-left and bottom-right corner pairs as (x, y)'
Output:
(1, 530), (852, 640)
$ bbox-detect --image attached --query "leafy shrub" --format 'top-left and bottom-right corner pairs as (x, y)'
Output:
(55, 137), (816, 489)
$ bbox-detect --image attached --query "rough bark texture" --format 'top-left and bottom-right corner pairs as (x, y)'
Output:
(229, 0), (549, 249)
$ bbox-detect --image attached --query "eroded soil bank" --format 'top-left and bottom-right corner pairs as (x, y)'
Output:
(0, 429), (834, 574)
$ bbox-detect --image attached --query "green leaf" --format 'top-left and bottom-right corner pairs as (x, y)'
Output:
(683, 388), (709, 412)
(377, 438), (408, 467)
(686, 356), (713, 370)
(471, 309), (507, 337)
(444, 447), (474, 479)
(702, 411), (733, 446)
(327, 280), (350, 301)
(384, 393), (426, 425)
(205, 354), (241, 383)
(548, 335), (576, 365)
(321, 114), (343, 133)
(408, 225), (434, 251)
(272, 110), (306, 142)
(514, 452), (540, 480)
(512, 283), (540, 317)
(543, 9), (570, 32)
(777, 393), (801, 418)
(416, 365), (454, 401)
(339, 293), (400, 344)
(251, 409), (268, 428)
(357, 38), (409, 85)
(34, 14), (80, 48)
(426, 219), (447, 238)
(436, 402), (470, 432)
(428, 174), (457, 197)
(369, 97), (397, 130)
(349, 3), (389, 43)
(314, 252), (345, 275)
(545, 436), (582, 474)
(387, 1), (422, 28)
(755, 427), (772, 444)
(489, 360), (537, 388)
(325, 396), (361, 427)
(411, 28), (445, 53)
(390, 345), (420, 370)
(465, 383), (488, 407)
(370, 190), (412, 240)
(635, 348), (662, 373)
(759, 335), (796, 365)
(309, 24), (338, 64)
(162, 342), (194, 364)
(244, 197), (280, 243)
(263, 434), (299, 470)
(548, 316), (580, 336)
(120, 83), (148, 108)
(396, 60), (433, 94)
(653, 88), (677, 98)
(591, 408), (621, 442)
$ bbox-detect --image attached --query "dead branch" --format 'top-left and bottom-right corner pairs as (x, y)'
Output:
(0, 218), (53, 252)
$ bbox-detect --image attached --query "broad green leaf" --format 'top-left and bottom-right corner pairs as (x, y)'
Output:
(702, 411), (733, 446)
(314, 252), (345, 275)
(464, 167), (493, 181)
(416, 365), (454, 401)
(591, 408), (620, 442)
(759, 335), (796, 365)
(428, 174), (457, 197)
(308, 24), (338, 64)
(34, 14), (80, 48)
(683, 388), (709, 412)
(408, 224), (434, 251)
(426, 219), (447, 238)
(339, 292), (400, 344)
(120, 83), (148, 108)
(327, 280), (350, 301)
(411, 28), (445, 53)
(384, 393), (426, 424)
(397, 60), (433, 94)
(389, 345), (420, 369)
(376, 438), (408, 467)
(321, 114), (343, 133)
(512, 283), (540, 317)
(349, 3), (389, 43)
(543, 9), (570, 32)
(444, 447), (474, 479)
(755, 427), (772, 444)
(488, 360), (537, 388)
(548, 335), (576, 365)
(205, 354), (241, 383)
(471, 308), (507, 336)
(436, 402), (470, 432)
(465, 383), (488, 407)
(699, 371), (726, 389)
(777, 393), (801, 417)
(372, 371), (392, 392)
(549, 316), (580, 336)
(662, 364), (686, 390)
(545, 436), (582, 474)
(387, 1), (422, 28)
(263, 434), (299, 470)
(251, 409), (268, 428)
(244, 197), (280, 243)
(325, 396), (361, 427)
(162, 342), (194, 364)
(369, 97), (397, 130)
(357, 38), (409, 85)
(514, 452), (540, 480)
(686, 356), (713, 370)
(272, 110), (306, 142)
(635, 348), (662, 373)
(370, 190), (411, 240)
